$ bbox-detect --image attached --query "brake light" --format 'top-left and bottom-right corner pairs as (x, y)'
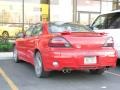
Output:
(104, 37), (114, 47)
(49, 36), (71, 48)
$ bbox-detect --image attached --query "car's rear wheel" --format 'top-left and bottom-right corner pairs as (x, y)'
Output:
(13, 46), (19, 63)
(34, 52), (49, 78)
(2, 31), (9, 39)
(89, 69), (105, 74)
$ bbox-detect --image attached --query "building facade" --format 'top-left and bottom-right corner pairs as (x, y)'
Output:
(0, 0), (120, 30)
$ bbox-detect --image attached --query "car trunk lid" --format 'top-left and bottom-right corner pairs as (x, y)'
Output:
(60, 32), (106, 49)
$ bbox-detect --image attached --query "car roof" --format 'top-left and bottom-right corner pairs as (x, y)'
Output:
(100, 9), (120, 15)
(34, 22), (84, 26)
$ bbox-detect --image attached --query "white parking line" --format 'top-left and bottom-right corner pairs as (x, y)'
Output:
(105, 71), (120, 77)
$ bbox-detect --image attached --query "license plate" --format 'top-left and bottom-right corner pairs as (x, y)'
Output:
(84, 56), (97, 64)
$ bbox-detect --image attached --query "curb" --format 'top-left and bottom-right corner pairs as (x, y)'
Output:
(0, 57), (13, 60)
(0, 52), (13, 60)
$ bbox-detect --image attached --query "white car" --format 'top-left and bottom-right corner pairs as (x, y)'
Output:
(91, 10), (120, 58)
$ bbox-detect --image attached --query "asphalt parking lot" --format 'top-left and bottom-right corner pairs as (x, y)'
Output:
(0, 59), (120, 90)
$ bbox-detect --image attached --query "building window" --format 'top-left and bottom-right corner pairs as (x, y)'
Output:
(50, 0), (59, 5)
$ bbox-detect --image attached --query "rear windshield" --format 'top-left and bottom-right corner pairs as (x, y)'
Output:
(49, 23), (92, 33)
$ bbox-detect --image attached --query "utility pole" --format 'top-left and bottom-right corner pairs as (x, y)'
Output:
(116, 0), (119, 9)
(22, 0), (24, 32)
(48, 0), (50, 21)
(100, 0), (102, 13)
(73, 0), (77, 23)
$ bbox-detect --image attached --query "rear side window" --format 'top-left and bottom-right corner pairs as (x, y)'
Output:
(25, 26), (34, 37)
(32, 24), (42, 36)
(109, 14), (120, 29)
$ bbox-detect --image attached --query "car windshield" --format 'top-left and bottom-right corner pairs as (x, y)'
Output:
(49, 22), (92, 33)
(92, 12), (120, 29)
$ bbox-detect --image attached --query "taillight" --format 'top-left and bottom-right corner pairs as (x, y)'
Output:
(49, 36), (71, 48)
(104, 37), (114, 47)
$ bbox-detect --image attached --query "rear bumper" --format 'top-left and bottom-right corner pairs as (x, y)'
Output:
(42, 48), (117, 71)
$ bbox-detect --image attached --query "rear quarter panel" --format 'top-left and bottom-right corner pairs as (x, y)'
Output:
(37, 34), (55, 53)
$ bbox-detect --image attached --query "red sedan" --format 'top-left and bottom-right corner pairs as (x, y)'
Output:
(13, 22), (117, 78)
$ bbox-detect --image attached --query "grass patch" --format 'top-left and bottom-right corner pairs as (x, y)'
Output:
(0, 40), (13, 52)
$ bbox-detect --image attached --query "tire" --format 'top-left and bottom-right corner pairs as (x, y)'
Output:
(13, 46), (19, 63)
(34, 52), (49, 78)
(2, 31), (9, 39)
(90, 69), (105, 75)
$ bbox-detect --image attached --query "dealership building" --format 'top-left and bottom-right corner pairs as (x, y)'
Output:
(0, 0), (120, 28)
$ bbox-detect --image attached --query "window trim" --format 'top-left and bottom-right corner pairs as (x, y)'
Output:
(25, 26), (34, 38)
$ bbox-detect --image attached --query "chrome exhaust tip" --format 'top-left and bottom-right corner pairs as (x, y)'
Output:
(62, 69), (72, 73)
(62, 69), (67, 73)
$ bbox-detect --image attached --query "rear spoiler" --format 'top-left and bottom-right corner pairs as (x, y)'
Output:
(99, 32), (107, 36)
(60, 31), (71, 35)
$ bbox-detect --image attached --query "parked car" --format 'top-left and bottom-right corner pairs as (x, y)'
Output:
(13, 22), (117, 78)
(90, 10), (120, 58)
(0, 24), (22, 38)
(0, 24), (29, 39)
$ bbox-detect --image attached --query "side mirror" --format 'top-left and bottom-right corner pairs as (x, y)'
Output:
(16, 32), (25, 38)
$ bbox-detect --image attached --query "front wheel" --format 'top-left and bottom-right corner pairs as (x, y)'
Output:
(34, 52), (49, 78)
(2, 31), (9, 39)
(89, 69), (105, 75)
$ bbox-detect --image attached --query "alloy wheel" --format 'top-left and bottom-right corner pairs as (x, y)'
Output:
(35, 52), (42, 77)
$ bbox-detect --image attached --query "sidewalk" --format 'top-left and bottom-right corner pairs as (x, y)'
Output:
(0, 52), (13, 60)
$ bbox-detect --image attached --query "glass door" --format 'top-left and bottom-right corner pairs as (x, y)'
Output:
(77, 11), (100, 25)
